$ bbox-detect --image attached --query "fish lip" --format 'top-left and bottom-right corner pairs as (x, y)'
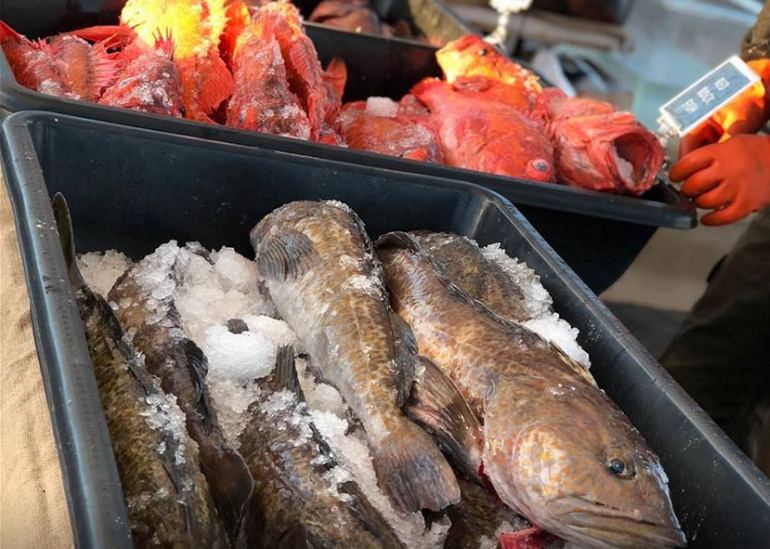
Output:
(551, 496), (686, 548)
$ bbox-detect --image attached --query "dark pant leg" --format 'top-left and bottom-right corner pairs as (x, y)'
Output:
(661, 208), (770, 455)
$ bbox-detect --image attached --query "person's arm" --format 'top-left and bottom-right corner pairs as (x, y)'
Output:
(741, 0), (770, 62)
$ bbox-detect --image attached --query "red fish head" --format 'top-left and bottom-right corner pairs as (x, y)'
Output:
(534, 92), (663, 195)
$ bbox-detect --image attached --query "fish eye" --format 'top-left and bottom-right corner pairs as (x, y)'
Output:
(478, 48), (489, 56)
(608, 458), (635, 479)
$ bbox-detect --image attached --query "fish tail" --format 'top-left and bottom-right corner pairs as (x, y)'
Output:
(197, 440), (255, 545)
(371, 419), (460, 513)
(51, 193), (86, 289)
(178, 52), (234, 121)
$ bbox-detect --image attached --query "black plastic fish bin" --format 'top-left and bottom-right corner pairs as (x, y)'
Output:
(293, 0), (473, 44)
(0, 1), (696, 293)
(1, 111), (766, 548)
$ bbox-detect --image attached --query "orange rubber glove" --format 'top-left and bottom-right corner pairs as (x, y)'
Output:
(670, 134), (770, 226)
(679, 59), (770, 157)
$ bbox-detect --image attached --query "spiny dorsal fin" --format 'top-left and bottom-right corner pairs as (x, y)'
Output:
(51, 193), (85, 289)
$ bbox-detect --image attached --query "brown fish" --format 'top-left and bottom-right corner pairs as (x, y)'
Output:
(52, 194), (226, 548)
(250, 200), (460, 513)
(238, 346), (406, 548)
(411, 232), (530, 323)
(109, 241), (254, 543)
(376, 232), (686, 549)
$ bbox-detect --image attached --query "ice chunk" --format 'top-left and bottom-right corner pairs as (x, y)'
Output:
(175, 244), (274, 347)
(203, 324), (278, 383)
(243, 315), (298, 349)
(365, 96), (399, 118)
(140, 390), (188, 466)
(202, 316), (297, 444)
(77, 250), (132, 296)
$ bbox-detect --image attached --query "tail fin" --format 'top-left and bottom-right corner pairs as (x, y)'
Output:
(371, 419), (460, 512)
(197, 441), (255, 545)
(261, 346), (304, 398)
(51, 193), (85, 289)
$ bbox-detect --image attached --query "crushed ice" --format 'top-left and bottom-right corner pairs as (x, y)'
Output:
(77, 250), (132, 296)
(481, 243), (590, 367)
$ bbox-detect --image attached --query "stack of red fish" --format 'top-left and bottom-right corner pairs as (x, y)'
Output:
(0, 0), (663, 195)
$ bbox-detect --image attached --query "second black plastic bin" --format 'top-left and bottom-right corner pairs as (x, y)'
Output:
(0, 0), (696, 293)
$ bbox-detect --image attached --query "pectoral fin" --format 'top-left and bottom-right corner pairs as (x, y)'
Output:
(407, 357), (484, 482)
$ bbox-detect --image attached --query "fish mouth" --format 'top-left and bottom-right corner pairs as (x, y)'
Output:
(552, 496), (686, 548)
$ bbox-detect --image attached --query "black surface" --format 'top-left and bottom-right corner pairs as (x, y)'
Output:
(1, 111), (767, 548)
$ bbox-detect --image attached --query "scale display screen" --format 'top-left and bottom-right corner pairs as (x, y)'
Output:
(658, 56), (760, 136)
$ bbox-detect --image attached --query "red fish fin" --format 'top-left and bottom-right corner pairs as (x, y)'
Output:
(500, 527), (556, 549)
(220, 0), (251, 66)
(197, 51), (234, 114)
(178, 53), (233, 121)
(151, 30), (175, 58)
(0, 20), (25, 41)
(88, 39), (121, 98)
(323, 57), (347, 101)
